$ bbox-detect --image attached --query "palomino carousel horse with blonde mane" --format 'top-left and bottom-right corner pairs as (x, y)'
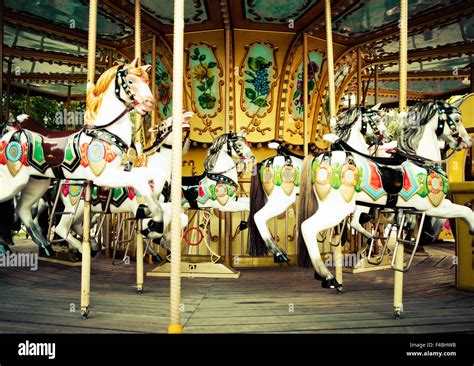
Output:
(248, 105), (391, 263)
(0, 58), (165, 256)
(297, 100), (473, 291)
(50, 112), (193, 256)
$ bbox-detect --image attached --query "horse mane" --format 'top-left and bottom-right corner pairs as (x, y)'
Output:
(204, 133), (231, 172)
(334, 107), (362, 142)
(85, 65), (120, 124)
(398, 101), (438, 154)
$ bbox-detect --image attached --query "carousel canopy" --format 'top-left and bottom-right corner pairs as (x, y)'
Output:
(1, 0), (473, 144)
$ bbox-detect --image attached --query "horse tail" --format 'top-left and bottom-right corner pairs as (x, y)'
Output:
(248, 162), (268, 256)
(297, 155), (317, 268)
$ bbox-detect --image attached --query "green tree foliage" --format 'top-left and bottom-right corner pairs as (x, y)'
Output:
(2, 91), (79, 130)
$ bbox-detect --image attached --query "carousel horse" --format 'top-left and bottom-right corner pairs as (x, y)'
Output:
(51, 113), (193, 254)
(248, 105), (391, 263)
(401, 96), (473, 247)
(0, 58), (164, 256)
(297, 101), (473, 291)
(181, 131), (255, 212)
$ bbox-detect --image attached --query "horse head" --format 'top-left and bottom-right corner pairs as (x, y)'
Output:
(147, 110), (193, 150)
(437, 101), (472, 151)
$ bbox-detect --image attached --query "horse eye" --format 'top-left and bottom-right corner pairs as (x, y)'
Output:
(128, 80), (133, 84)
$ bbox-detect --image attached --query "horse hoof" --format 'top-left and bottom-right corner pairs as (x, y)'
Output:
(152, 254), (166, 265)
(274, 252), (290, 264)
(394, 309), (402, 319)
(321, 278), (342, 291)
(81, 308), (89, 319)
(470, 230), (474, 236)
(137, 286), (144, 294)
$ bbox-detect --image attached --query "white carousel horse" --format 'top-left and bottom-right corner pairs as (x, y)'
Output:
(248, 105), (391, 263)
(51, 113), (193, 254)
(297, 101), (473, 291)
(181, 132), (254, 212)
(0, 58), (164, 256)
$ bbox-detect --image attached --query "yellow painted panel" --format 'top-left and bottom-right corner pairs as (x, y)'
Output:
(234, 29), (294, 143)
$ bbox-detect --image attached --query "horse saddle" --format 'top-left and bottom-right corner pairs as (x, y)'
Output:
(182, 173), (206, 187)
(21, 116), (79, 168)
(331, 139), (404, 207)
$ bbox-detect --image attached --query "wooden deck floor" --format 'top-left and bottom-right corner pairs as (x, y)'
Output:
(0, 242), (473, 334)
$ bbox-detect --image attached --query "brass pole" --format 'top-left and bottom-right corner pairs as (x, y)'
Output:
(86, 0), (97, 87)
(357, 48), (362, 106)
(325, 0), (342, 286)
(374, 66), (379, 105)
(303, 33), (309, 156)
(151, 34), (157, 138)
(394, 0), (408, 319)
(134, 0), (145, 293)
(5, 59), (11, 120)
(134, 0), (145, 147)
(81, 0), (97, 319)
(169, 0), (185, 334)
(225, 26), (231, 134)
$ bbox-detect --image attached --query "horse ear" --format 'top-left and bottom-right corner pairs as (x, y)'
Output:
(142, 64), (152, 73)
(148, 126), (159, 133)
(372, 103), (382, 111)
(238, 130), (246, 137)
(129, 57), (139, 68)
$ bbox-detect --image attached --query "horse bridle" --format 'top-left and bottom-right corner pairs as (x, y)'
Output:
(114, 64), (139, 108)
(360, 109), (382, 137)
(436, 103), (459, 138)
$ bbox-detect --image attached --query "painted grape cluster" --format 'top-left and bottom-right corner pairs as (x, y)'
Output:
(244, 56), (272, 108)
(293, 61), (318, 114)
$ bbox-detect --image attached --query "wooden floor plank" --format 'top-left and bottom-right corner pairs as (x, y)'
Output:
(0, 243), (473, 334)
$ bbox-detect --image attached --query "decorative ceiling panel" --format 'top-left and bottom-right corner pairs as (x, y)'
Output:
(129, 0), (209, 25)
(244, 0), (318, 24)
(333, 0), (462, 37)
(5, 0), (133, 40)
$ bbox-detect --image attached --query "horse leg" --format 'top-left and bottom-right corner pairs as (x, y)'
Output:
(301, 200), (355, 291)
(253, 193), (293, 263)
(94, 171), (164, 237)
(55, 200), (84, 253)
(16, 179), (53, 256)
(425, 199), (474, 234)
(350, 205), (373, 239)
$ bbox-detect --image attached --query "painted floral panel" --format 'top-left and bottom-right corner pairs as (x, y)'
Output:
(188, 45), (221, 117)
(242, 43), (277, 117)
(291, 50), (323, 120)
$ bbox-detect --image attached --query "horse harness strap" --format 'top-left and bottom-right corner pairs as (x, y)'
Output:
(206, 172), (239, 193)
(83, 128), (129, 154)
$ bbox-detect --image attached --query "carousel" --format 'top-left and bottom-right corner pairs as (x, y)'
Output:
(1, 0), (474, 334)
